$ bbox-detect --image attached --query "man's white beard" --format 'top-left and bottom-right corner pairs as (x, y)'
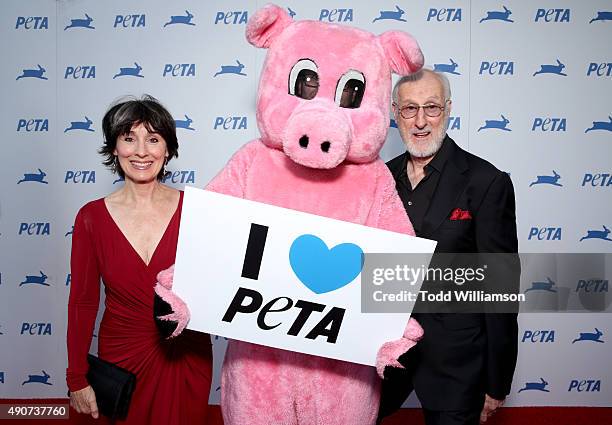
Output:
(405, 121), (447, 158)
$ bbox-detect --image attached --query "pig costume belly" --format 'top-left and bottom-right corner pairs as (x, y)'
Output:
(221, 341), (381, 425)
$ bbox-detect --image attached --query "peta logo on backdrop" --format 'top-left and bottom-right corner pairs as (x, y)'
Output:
(579, 226), (611, 242)
(65, 117), (94, 133)
(214, 11), (248, 24)
(175, 115), (195, 131)
(518, 378), (550, 393)
(582, 173), (612, 187)
(426, 8), (462, 22)
(433, 59), (461, 75)
(528, 227), (562, 241)
(479, 61), (514, 75)
(479, 6), (514, 23)
(20, 323), (52, 336)
(586, 62), (612, 77)
(533, 60), (567, 76)
(214, 116), (247, 130)
(585, 116), (612, 133)
(532, 117), (566, 131)
(64, 170), (96, 183)
(163, 63), (196, 77)
(535, 9), (570, 22)
(448, 116), (461, 130)
(372, 6), (406, 22)
(113, 62), (144, 79)
(529, 171), (562, 187)
(17, 118), (48, 132)
(477, 115), (511, 132)
(164, 10), (195, 27)
(572, 328), (604, 344)
(576, 279), (609, 293)
(17, 169), (48, 184)
(64, 65), (96, 79)
(20, 271), (49, 287)
(15, 16), (48, 30)
(525, 277), (557, 293)
(22, 370), (52, 385)
(522, 330), (555, 343)
(319, 9), (353, 22)
(64, 14), (94, 30)
(568, 379), (601, 392)
(19, 223), (50, 236)
(578, 278), (609, 298)
(16, 65), (48, 81)
(162, 171), (195, 185)
(213, 60), (246, 77)
(114, 14), (145, 28)
(589, 11), (612, 24)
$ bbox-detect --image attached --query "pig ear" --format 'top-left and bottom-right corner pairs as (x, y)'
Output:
(378, 31), (424, 75)
(246, 4), (293, 48)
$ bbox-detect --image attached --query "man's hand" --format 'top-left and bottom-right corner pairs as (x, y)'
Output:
(480, 394), (504, 423)
(70, 385), (99, 419)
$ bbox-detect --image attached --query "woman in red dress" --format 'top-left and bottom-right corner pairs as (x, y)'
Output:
(66, 96), (212, 424)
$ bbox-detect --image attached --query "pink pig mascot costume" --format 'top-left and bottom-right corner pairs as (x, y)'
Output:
(155, 4), (425, 424)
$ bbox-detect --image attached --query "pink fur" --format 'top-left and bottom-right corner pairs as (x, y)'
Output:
(378, 31), (424, 75)
(282, 99), (351, 169)
(154, 267), (190, 339)
(246, 4), (293, 48)
(375, 318), (424, 378)
(403, 317), (424, 340)
(200, 7), (424, 423)
(156, 264), (175, 289)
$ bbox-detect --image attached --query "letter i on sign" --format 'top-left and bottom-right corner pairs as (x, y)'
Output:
(241, 223), (269, 280)
(221, 223), (269, 324)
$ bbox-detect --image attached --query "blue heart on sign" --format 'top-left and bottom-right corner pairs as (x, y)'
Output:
(289, 234), (364, 294)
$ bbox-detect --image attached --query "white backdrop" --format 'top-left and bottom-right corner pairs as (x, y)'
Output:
(0, 0), (610, 407)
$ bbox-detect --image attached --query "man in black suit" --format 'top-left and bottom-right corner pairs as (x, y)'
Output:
(378, 69), (519, 425)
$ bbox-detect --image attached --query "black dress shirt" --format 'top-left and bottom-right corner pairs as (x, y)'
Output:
(387, 137), (452, 235)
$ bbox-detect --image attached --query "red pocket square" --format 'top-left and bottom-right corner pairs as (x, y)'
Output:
(450, 208), (472, 220)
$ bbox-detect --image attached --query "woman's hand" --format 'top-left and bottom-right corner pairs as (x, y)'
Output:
(70, 385), (99, 419)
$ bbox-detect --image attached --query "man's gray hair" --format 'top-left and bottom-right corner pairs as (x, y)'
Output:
(392, 68), (451, 104)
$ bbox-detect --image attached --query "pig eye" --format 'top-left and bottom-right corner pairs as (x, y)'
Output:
(289, 59), (319, 100)
(335, 70), (365, 108)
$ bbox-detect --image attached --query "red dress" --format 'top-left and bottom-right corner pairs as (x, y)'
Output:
(66, 192), (213, 424)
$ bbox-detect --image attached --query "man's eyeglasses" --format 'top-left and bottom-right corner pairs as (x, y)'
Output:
(394, 100), (450, 119)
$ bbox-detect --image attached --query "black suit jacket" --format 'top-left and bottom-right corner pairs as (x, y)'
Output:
(382, 136), (519, 411)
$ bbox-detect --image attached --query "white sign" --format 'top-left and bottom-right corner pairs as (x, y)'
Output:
(173, 186), (437, 366)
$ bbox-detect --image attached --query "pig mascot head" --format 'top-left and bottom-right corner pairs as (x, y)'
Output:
(247, 4), (423, 169)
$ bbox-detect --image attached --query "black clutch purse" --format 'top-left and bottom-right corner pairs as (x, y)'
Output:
(86, 354), (136, 420)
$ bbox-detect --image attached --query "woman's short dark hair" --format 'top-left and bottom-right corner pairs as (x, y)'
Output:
(99, 95), (178, 180)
